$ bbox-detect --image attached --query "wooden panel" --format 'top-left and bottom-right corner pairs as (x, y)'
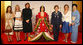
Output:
(73, 1), (82, 32)
(1, 1), (5, 33)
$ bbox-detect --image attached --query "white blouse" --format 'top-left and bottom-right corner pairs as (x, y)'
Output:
(62, 11), (71, 24)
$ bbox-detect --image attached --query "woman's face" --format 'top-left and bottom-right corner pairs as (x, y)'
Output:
(73, 6), (77, 11)
(55, 7), (58, 11)
(26, 4), (29, 8)
(64, 6), (69, 10)
(8, 7), (11, 12)
(16, 6), (19, 11)
(41, 7), (44, 12)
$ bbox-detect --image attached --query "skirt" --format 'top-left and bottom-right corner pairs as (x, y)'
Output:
(62, 21), (72, 33)
(14, 20), (23, 31)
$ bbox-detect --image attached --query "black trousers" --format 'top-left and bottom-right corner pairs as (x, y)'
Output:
(53, 25), (60, 41)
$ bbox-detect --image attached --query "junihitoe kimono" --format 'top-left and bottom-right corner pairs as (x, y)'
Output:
(28, 12), (54, 41)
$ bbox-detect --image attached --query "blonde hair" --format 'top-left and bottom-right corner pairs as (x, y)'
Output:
(15, 5), (21, 13)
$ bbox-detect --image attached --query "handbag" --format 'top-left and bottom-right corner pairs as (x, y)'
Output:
(5, 21), (12, 33)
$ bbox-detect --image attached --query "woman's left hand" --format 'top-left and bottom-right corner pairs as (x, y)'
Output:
(60, 25), (62, 28)
(72, 23), (75, 25)
(69, 24), (71, 26)
(26, 20), (29, 23)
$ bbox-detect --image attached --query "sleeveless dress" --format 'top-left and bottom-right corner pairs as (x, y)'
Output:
(14, 12), (23, 31)
(5, 13), (14, 35)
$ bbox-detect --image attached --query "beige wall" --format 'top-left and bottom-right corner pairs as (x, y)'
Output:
(1, 1), (5, 33)
(12, 1), (72, 29)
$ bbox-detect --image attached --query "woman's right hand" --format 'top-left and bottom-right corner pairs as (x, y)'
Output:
(26, 20), (29, 23)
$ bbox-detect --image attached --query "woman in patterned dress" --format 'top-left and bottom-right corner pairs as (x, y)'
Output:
(5, 6), (14, 42)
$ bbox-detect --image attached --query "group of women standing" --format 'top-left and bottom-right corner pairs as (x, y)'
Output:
(5, 3), (32, 42)
(5, 2), (80, 43)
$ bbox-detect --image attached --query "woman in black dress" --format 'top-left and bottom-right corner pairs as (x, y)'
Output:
(22, 2), (32, 41)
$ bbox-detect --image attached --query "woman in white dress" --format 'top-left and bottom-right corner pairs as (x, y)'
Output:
(5, 6), (14, 42)
(62, 4), (72, 42)
(14, 5), (23, 42)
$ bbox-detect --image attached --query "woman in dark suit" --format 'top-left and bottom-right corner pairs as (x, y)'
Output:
(22, 2), (32, 41)
(51, 5), (62, 41)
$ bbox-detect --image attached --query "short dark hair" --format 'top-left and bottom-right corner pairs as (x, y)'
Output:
(40, 6), (45, 12)
(6, 6), (12, 14)
(64, 4), (69, 8)
(54, 5), (59, 9)
(72, 4), (77, 8)
(25, 2), (30, 8)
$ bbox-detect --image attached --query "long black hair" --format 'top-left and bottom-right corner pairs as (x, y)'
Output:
(72, 4), (77, 8)
(40, 6), (45, 12)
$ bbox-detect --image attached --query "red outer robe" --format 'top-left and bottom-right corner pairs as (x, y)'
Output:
(36, 12), (49, 32)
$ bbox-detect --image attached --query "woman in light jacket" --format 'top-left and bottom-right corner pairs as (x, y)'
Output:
(62, 4), (72, 43)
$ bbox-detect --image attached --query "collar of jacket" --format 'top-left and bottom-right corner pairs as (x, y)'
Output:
(54, 11), (59, 15)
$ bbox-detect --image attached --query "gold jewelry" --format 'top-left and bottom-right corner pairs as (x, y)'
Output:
(41, 5), (43, 8)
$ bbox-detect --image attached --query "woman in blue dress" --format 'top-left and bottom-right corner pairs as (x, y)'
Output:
(71, 4), (80, 43)
(62, 4), (72, 43)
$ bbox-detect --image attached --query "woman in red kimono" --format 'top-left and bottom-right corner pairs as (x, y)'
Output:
(29, 6), (54, 41)
(35, 5), (49, 32)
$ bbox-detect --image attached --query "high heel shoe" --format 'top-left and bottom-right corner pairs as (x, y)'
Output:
(24, 37), (27, 41)
(65, 40), (68, 43)
(17, 39), (19, 42)
(8, 38), (12, 42)
(63, 39), (68, 43)
(8, 39), (11, 42)
(63, 39), (66, 41)
(19, 40), (21, 41)
(10, 39), (13, 42)
(71, 41), (76, 43)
